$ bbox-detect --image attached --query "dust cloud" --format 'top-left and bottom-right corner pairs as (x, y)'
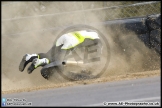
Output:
(2, 2), (160, 93)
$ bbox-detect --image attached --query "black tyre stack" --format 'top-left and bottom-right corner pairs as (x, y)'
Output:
(146, 14), (161, 55)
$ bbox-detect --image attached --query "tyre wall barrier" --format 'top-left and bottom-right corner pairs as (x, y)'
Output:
(146, 14), (161, 55)
(104, 14), (161, 55)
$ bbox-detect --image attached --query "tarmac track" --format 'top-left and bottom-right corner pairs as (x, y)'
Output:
(2, 76), (160, 106)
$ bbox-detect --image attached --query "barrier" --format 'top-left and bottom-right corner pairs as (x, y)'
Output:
(104, 14), (161, 55)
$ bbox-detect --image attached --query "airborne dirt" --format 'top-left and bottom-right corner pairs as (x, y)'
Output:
(2, 27), (161, 94)
(2, 2), (161, 94)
